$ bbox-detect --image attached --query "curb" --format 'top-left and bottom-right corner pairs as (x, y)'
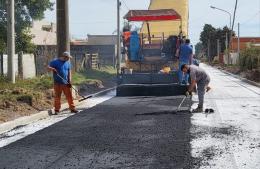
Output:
(0, 111), (49, 134)
(218, 68), (260, 88)
(91, 87), (116, 97)
(0, 87), (116, 135)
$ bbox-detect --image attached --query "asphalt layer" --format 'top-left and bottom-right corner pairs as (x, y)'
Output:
(0, 96), (193, 169)
(1, 64), (259, 169)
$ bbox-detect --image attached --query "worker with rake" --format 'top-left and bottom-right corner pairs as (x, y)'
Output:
(48, 51), (78, 115)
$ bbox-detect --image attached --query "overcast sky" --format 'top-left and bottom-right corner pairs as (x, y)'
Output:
(44, 0), (260, 44)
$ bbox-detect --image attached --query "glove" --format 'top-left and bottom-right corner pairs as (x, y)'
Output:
(185, 91), (192, 97)
(52, 68), (57, 73)
(67, 83), (72, 88)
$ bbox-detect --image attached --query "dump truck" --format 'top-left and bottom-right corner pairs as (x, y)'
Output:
(117, 0), (190, 97)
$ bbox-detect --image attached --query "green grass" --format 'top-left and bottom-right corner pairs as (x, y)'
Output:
(0, 66), (116, 102)
(0, 75), (52, 102)
(0, 75), (53, 90)
(72, 66), (116, 85)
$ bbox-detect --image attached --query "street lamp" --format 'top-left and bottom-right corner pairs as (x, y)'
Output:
(210, 5), (232, 64)
(116, 0), (121, 75)
(210, 6), (232, 28)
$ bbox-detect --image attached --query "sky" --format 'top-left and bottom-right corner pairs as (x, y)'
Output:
(44, 0), (260, 45)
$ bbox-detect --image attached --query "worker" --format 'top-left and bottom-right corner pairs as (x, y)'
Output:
(123, 30), (131, 56)
(159, 65), (171, 74)
(178, 39), (193, 84)
(181, 64), (211, 112)
(48, 51), (78, 115)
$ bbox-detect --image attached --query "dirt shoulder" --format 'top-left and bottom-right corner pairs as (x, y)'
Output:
(0, 66), (116, 124)
(212, 64), (260, 84)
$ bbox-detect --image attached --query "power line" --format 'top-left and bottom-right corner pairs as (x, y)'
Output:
(239, 11), (260, 25)
(121, 0), (129, 10)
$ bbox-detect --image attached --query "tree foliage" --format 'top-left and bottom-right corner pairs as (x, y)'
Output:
(197, 24), (235, 58)
(195, 42), (203, 56)
(239, 48), (260, 71)
(0, 0), (53, 53)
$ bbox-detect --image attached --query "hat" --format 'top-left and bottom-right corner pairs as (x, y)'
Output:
(63, 51), (72, 58)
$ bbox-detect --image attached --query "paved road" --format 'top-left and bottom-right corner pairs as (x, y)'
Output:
(0, 64), (259, 169)
(190, 64), (260, 169)
(0, 96), (192, 169)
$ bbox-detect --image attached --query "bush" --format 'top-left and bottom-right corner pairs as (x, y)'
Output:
(0, 75), (8, 83)
(17, 95), (33, 106)
(239, 48), (260, 71)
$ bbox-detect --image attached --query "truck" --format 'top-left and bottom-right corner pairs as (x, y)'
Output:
(117, 0), (190, 97)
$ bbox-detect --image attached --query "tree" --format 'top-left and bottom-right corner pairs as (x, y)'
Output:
(199, 24), (217, 58)
(199, 24), (235, 59)
(195, 42), (204, 57)
(0, 0), (54, 53)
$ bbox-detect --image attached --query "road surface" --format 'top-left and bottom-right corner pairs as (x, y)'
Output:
(0, 64), (259, 169)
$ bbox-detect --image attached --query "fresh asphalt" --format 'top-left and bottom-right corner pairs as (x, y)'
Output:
(0, 64), (260, 169)
(0, 96), (193, 169)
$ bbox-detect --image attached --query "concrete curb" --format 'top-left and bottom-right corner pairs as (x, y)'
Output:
(218, 68), (260, 88)
(91, 87), (116, 97)
(0, 87), (116, 135)
(0, 111), (49, 134)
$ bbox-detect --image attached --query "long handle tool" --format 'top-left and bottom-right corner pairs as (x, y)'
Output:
(55, 73), (92, 102)
(175, 96), (187, 113)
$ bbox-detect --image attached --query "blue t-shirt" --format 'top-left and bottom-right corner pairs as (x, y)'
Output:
(49, 59), (71, 84)
(180, 44), (193, 63)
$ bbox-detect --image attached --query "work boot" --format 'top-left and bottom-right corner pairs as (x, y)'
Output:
(71, 109), (79, 114)
(192, 106), (203, 113)
(206, 86), (211, 92)
(54, 110), (59, 115)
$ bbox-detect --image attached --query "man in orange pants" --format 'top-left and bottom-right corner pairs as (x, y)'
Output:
(48, 51), (78, 115)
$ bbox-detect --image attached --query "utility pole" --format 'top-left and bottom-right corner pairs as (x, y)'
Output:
(56, 0), (70, 58)
(6, 0), (15, 83)
(207, 39), (210, 64)
(238, 23), (240, 57)
(232, 0), (238, 31)
(217, 39), (220, 58)
(0, 53), (3, 75)
(116, 0), (121, 75)
(225, 32), (229, 64)
(230, 0), (238, 65)
(210, 5), (232, 65)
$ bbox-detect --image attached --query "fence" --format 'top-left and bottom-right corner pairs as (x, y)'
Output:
(223, 53), (239, 65)
(0, 53), (36, 79)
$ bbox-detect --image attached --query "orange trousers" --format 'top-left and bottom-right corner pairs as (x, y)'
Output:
(54, 84), (75, 112)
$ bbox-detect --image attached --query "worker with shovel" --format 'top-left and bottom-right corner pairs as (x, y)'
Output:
(48, 51), (78, 115)
(181, 64), (211, 112)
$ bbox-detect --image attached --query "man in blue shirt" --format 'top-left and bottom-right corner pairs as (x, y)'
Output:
(48, 51), (78, 115)
(178, 39), (193, 84)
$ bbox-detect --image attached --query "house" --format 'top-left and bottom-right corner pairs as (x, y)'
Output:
(231, 37), (260, 52)
(70, 35), (117, 69)
(31, 21), (117, 74)
(30, 20), (57, 46)
(30, 20), (57, 75)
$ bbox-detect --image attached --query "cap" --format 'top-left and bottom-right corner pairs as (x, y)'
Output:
(63, 51), (72, 58)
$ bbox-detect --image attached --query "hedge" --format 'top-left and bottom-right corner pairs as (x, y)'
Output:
(239, 48), (260, 71)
